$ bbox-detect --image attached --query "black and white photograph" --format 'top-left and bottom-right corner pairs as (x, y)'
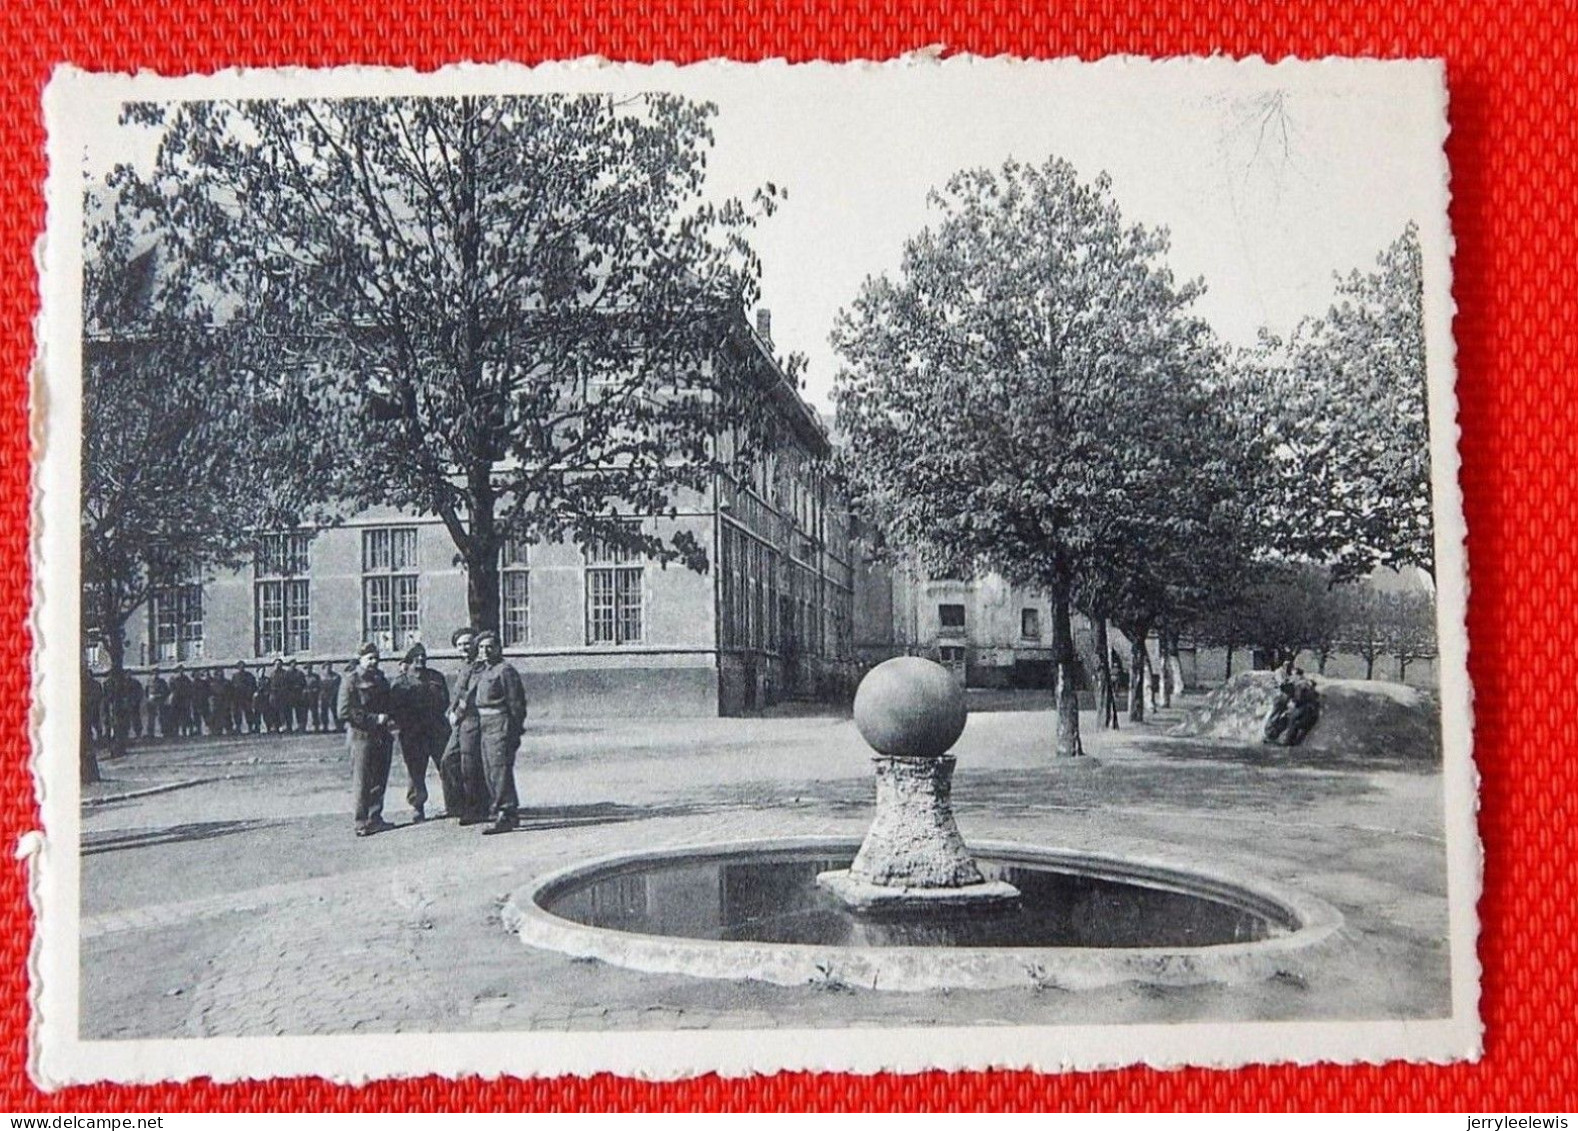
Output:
(33, 57), (1476, 1085)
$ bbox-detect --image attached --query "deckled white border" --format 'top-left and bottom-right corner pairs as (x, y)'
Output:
(31, 54), (1479, 1088)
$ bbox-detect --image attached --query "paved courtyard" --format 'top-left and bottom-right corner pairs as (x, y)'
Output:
(77, 694), (1452, 1039)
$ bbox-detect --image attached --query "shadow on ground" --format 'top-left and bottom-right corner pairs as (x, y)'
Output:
(83, 818), (286, 856)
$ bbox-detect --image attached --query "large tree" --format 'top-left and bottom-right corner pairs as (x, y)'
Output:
(81, 180), (328, 780)
(832, 156), (1215, 757)
(132, 94), (775, 630)
(1248, 225), (1432, 582)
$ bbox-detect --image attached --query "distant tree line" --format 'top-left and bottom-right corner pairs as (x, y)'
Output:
(1190, 564), (1437, 683)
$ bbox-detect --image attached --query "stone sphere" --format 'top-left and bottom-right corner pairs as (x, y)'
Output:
(853, 657), (968, 759)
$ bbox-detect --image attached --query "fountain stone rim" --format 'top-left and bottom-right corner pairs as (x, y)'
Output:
(501, 835), (1346, 994)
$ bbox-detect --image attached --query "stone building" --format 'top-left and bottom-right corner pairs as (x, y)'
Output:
(94, 311), (859, 717)
(853, 564), (1107, 690)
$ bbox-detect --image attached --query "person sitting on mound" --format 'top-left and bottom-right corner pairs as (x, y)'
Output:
(1262, 666), (1321, 747)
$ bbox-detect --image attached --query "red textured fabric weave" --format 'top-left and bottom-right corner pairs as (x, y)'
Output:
(4, 0), (1574, 1112)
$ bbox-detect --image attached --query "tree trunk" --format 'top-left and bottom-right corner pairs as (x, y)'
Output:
(1159, 629), (1175, 708)
(1399, 655), (1411, 682)
(1223, 643), (1234, 682)
(1049, 581), (1084, 757)
(1093, 615), (1119, 730)
(1123, 622), (1150, 723)
(465, 539), (502, 635)
(104, 626), (129, 763)
(455, 100), (501, 637)
(1365, 652), (1376, 679)
(80, 664), (102, 786)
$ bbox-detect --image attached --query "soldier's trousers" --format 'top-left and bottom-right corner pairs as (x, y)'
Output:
(479, 713), (520, 821)
(397, 726), (451, 814)
(349, 727), (393, 829)
(439, 716), (486, 820)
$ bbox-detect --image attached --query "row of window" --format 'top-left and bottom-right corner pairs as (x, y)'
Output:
(718, 523), (852, 660)
(147, 527), (642, 661)
(937, 603), (1044, 641)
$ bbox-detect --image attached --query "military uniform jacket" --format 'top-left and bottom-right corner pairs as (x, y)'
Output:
(338, 668), (392, 735)
(278, 666), (307, 699)
(389, 668), (450, 737)
(471, 660), (527, 731)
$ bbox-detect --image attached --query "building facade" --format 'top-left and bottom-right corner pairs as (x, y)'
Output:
(92, 312), (860, 718)
(854, 564), (1109, 690)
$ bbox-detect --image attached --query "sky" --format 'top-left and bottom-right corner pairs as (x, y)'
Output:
(675, 58), (1446, 411)
(78, 57), (1447, 414)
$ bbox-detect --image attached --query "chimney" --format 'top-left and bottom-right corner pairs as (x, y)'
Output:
(755, 307), (772, 344)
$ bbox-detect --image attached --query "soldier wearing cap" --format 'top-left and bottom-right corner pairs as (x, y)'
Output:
(115, 669), (145, 740)
(168, 664), (194, 737)
(470, 629), (527, 835)
(442, 626), (487, 824)
(339, 642), (396, 837)
(82, 663), (103, 747)
(192, 667), (213, 735)
(318, 661), (342, 732)
(231, 661), (259, 734)
(388, 642), (451, 823)
(302, 663), (323, 732)
(148, 667), (171, 738)
(263, 658), (286, 733)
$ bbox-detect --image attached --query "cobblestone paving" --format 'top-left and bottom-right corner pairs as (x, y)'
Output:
(77, 703), (1453, 1038)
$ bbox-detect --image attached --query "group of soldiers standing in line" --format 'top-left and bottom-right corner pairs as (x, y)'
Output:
(82, 627), (529, 838)
(339, 625), (527, 838)
(82, 657), (345, 744)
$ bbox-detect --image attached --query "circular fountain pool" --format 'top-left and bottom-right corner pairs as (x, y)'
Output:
(502, 837), (1344, 993)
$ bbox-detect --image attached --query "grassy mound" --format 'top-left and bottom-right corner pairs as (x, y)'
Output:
(1172, 671), (1441, 762)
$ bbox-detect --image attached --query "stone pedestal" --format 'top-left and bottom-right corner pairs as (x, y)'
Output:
(817, 754), (1020, 912)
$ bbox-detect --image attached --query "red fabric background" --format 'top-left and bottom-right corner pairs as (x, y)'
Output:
(3, 0), (1573, 1112)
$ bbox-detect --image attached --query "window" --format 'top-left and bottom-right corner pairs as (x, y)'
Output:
(720, 525), (743, 648)
(256, 532), (312, 578)
(586, 528), (643, 645)
(938, 603), (967, 636)
(362, 527), (420, 651)
(150, 574), (204, 662)
(1020, 607), (1042, 641)
(254, 533), (312, 656)
(501, 535), (530, 647)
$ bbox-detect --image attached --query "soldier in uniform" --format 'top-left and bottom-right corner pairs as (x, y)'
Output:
(339, 643), (396, 837)
(192, 668), (212, 735)
(302, 664), (323, 732)
(1282, 669), (1323, 747)
(168, 664), (194, 737)
(147, 668), (171, 738)
(260, 660), (282, 733)
(281, 657), (309, 733)
(470, 630), (526, 836)
(82, 664), (103, 747)
(231, 661), (259, 734)
(119, 670), (145, 740)
(441, 627), (486, 824)
(321, 662), (343, 732)
(388, 643), (451, 823)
